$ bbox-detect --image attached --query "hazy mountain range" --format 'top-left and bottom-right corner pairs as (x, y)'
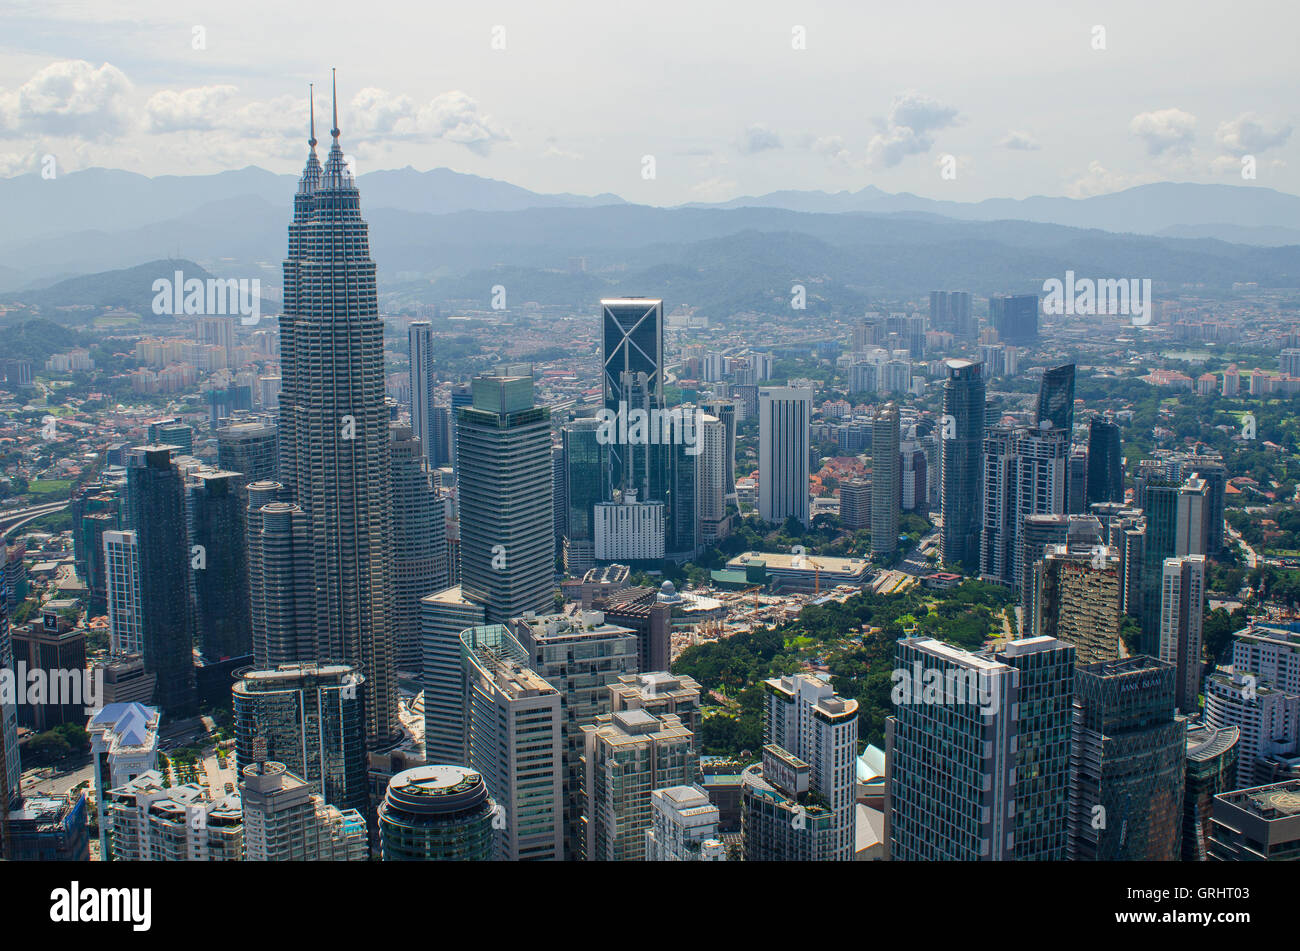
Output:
(1, 166), (1297, 320)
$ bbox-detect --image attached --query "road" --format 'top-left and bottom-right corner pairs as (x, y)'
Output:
(1226, 524), (1258, 568)
(0, 500), (70, 540)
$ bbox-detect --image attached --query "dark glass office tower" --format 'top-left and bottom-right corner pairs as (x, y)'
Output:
(127, 445), (197, 717)
(989, 294), (1040, 345)
(1036, 364), (1075, 433)
(1085, 418), (1124, 507)
(1067, 657), (1186, 860)
(276, 78), (397, 746)
(233, 663), (368, 814)
(940, 359), (985, 573)
(929, 290), (974, 338)
(561, 418), (604, 574)
(666, 414), (699, 559)
(1139, 480), (1180, 653)
(189, 470), (251, 661)
(601, 298), (666, 501)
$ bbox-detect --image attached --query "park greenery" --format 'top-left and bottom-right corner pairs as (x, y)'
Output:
(673, 579), (1014, 758)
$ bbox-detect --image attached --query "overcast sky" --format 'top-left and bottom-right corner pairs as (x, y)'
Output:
(1, 0), (1296, 205)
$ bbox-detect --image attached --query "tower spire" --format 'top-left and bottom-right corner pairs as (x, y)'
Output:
(330, 67), (340, 140)
(308, 83), (317, 149)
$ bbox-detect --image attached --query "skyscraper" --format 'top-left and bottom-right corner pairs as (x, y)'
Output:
(1160, 554), (1206, 713)
(276, 79), (397, 746)
(408, 321), (439, 468)
(232, 663), (368, 814)
(929, 290), (973, 339)
(1183, 721), (1239, 861)
(1085, 418), (1124, 508)
(989, 294), (1039, 345)
(390, 423), (449, 673)
(1067, 657), (1186, 861)
(126, 445), (197, 717)
(245, 482), (315, 668)
(1036, 363), (1076, 434)
(1032, 542), (1122, 665)
(940, 359), (985, 573)
(457, 368), (554, 623)
(758, 387), (811, 526)
(887, 635), (1075, 860)
(695, 412), (730, 543)
(561, 418), (604, 576)
(189, 470), (251, 662)
(103, 529), (142, 656)
(699, 398), (737, 503)
(601, 298), (666, 501)
(871, 402), (901, 557)
(980, 426), (1068, 588)
(509, 610), (639, 857)
(216, 420), (278, 491)
(421, 586), (486, 767)
(460, 624), (563, 860)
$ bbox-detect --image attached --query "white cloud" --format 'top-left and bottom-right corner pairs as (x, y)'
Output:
(867, 91), (959, 169)
(1215, 112), (1293, 156)
(1129, 108), (1197, 155)
(0, 60), (133, 139)
(145, 85), (239, 133)
(1065, 159), (1149, 198)
(1000, 130), (1040, 151)
(738, 123), (782, 154)
(811, 135), (851, 164)
(418, 91), (510, 155)
(346, 87), (510, 155)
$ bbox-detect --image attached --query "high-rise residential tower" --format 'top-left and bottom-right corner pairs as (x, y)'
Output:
(870, 402), (901, 557)
(1160, 554), (1206, 714)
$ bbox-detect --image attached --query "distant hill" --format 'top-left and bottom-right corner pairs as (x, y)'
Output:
(12, 259), (217, 322)
(685, 182), (1300, 242)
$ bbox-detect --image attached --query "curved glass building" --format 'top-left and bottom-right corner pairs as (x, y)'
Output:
(378, 765), (497, 861)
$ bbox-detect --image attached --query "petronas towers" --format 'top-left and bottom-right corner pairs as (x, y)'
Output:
(277, 75), (397, 747)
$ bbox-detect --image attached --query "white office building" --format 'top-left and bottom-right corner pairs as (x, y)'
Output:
(594, 491), (665, 562)
(758, 387), (811, 525)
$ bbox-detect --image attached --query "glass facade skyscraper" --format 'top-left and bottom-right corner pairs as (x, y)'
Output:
(378, 765), (497, 861)
(232, 663), (368, 815)
(601, 298), (665, 500)
(276, 77), (397, 746)
(1067, 656), (1186, 860)
(940, 359), (985, 573)
(1036, 363), (1076, 434)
